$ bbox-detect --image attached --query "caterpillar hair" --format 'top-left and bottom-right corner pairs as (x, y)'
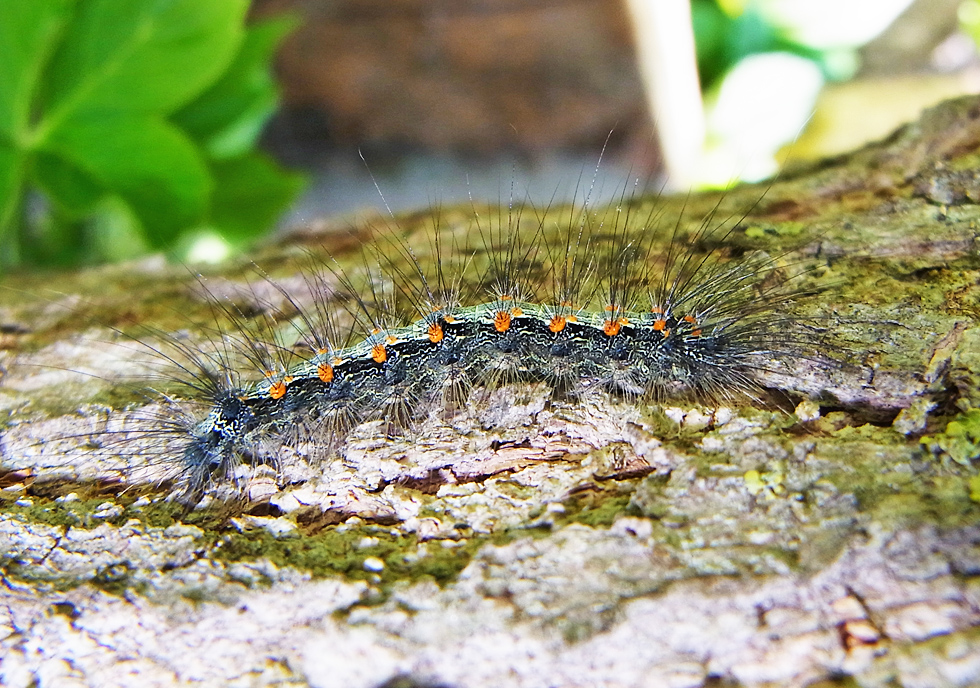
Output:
(2, 173), (844, 504)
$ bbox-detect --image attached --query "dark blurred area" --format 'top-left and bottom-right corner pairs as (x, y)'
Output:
(255, 0), (648, 157)
(253, 0), (655, 224)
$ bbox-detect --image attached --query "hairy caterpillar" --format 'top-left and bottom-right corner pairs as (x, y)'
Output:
(2, 172), (851, 505)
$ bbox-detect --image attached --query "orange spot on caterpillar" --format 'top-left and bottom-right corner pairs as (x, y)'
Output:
(512, 307), (523, 317)
(653, 319), (667, 331)
(567, 314), (578, 323)
(549, 315), (567, 333)
(372, 343), (387, 363)
(691, 329), (702, 337)
(683, 315), (697, 324)
(651, 306), (664, 314)
(661, 328), (672, 338)
(604, 320), (621, 336)
(500, 294), (513, 301)
(428, 322), (444, 343)
(444, 315), (456, 323)
(316, 348), (329, 356)
(269, 380), (287, 400)
(386, 335), (398, 345)
(494, 311), (512, 332)
(318, 363), (334, 383)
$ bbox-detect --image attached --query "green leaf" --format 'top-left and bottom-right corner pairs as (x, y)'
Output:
(174, 15), (299, 159)
(0, 142), (24, 263)
(33, 151), (105, 215)
(0, 0), (73, 141)
(210, 152), (304, 243)
(40, 114), (211, 246)
(87, 195), (151, 262)
(0, 0), (297, 267)
(0, 143), (20, 222)
(42, 0), (247, 125)
(16, 201), (80, 267)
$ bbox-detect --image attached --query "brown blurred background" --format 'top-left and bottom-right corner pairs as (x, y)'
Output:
(257, 0), (646, 154)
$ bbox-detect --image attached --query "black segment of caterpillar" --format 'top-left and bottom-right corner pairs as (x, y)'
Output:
(136, 186), (826, 501)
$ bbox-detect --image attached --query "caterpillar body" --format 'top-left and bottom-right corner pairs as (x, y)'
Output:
(3, 177), (841, 503)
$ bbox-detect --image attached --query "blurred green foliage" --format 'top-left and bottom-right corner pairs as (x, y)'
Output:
(960, 0), (980, 49)
(0, 0), (304, 268)
(691, 0), (851, 90)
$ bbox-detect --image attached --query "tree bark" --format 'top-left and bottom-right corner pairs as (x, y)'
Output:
(1, 96), (979, 687)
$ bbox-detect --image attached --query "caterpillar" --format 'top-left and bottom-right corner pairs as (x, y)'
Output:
(2, 173), (846, 505)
